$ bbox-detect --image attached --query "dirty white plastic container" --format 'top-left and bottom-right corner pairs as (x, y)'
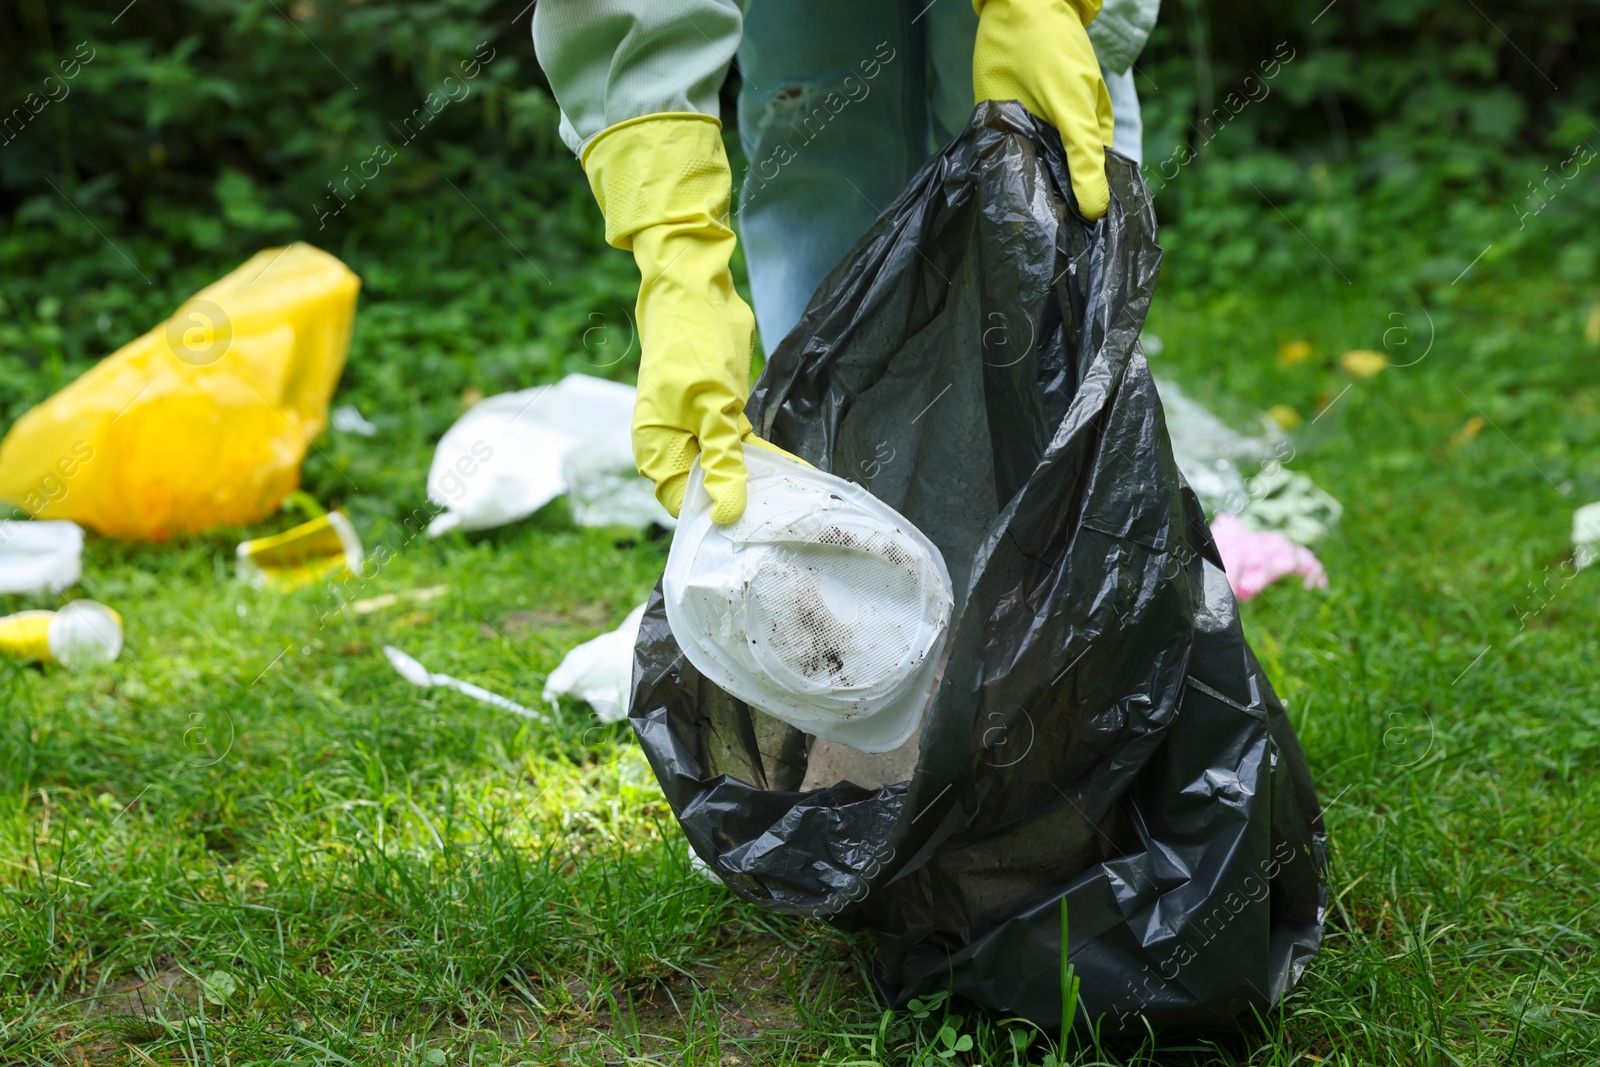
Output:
(664, 446), (952, 753)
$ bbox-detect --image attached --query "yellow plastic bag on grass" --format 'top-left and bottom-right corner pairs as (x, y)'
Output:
(0, 244), (360, 540)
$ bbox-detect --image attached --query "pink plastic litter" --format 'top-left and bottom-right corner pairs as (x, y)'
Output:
(1210, 513), (1329, 602)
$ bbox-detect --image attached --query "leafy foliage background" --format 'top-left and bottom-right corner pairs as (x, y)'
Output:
(0, 0), (627, 438)
(1, 0), (1597, 415)
(2, 6), (1600, 1062)
(1137, 0), (1600, 287)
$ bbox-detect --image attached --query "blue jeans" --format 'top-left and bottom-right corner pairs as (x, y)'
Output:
(736, 0), (1144, 355)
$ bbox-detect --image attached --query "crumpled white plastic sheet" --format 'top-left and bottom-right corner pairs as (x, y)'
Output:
(0, 520), (84, 595)
(331, 404), (378, 437)
(561, 432), (670, 530)
(1154, 377), (1344, 546)
(1237, 466), (1343, 545)
(426, 374), (673, 536)
(1153, 376), (1279, 516)
(542, 602), (647, 724)
(1573, 501), (1600, 571)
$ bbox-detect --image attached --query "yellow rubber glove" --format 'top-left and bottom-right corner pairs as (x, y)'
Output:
(582, 114), (793, 524)
(973, 0), (1116, 220)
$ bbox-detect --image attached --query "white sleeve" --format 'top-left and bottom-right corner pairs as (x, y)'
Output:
(532, 0), (743, 156)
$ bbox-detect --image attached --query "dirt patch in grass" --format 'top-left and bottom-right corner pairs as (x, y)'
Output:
(487, 601), (618, 636)
(65, 961), (210, 1054)
(490, 931), (863, 1060)
(75, 961), (202, 1024)
(47, 930), (867, 1065)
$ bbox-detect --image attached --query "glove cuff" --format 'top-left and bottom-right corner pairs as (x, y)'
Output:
(580, 113), (733, 251)
(974, 0), (1102, 23)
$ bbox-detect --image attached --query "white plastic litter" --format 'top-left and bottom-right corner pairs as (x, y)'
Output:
(1154, 376), (1278, 515)
(0, 520), (84, 594)
(331, 404), (377, 436)
(1574, 501), (1600, 571)
(1237, 466), (1343, 545)
(382, 645), (550, 722)
(425, 374), (666, 536)
(664, 445), (953, 753)
(51, 600), (123, 667)
(542, 602), (647, 724)
(686, 844), (721, 883)
(562, 433), (675, 530)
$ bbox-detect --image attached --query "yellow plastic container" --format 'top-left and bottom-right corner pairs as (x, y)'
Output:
(237, 511), (364, 590)
(0, 600), (123, 667)
(0, 244), (361, 540)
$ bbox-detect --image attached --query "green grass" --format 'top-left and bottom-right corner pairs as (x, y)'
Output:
(3, 226), (1600, 1064)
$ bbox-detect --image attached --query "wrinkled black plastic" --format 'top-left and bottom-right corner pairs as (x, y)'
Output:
(629, 102), (1328, 1033)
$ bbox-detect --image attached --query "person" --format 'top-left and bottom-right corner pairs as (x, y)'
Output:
(532, 0), (1158, 525)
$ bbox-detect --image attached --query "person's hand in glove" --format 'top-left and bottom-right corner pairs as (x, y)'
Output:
(973, 0), (1115, 220)
(582, 114), (796, 526)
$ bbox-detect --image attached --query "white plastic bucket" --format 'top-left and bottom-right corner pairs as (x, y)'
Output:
(664, 446), (952, 752)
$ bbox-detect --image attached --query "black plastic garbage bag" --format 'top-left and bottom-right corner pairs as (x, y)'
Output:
(629, 102), (1328, 1033)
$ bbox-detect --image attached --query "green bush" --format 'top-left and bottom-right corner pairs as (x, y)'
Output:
(2, 0), (1597, 417)
(0, 0), (647, 430)
(1138, 0), (1600, 290)
(1, 0), (563, 235)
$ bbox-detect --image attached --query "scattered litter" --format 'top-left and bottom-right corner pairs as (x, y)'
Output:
(350, 584), (450, 615)
(0, 244), (360, 540)
(238, 512), (363, 590)
(331, 404), (377, 436)
(1154, 376), (1279, 515)
(542, 602), (648, 724)
(562, 433), (675, 529)
(664, 445), (953, 754)
(686, 845), (721, 883)
(425, 374), (668, 536)
(0, 520), (84, 594)
(1237, 466), (1343, 545)
(0, 599), (122, 667)
(1154, 378), (1343, 530)
(382, 645), (549, 722)
(1211, 513), (1329, 602)
(1574, 501), (1600, 571)
(1339, 349), (1387, 378)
